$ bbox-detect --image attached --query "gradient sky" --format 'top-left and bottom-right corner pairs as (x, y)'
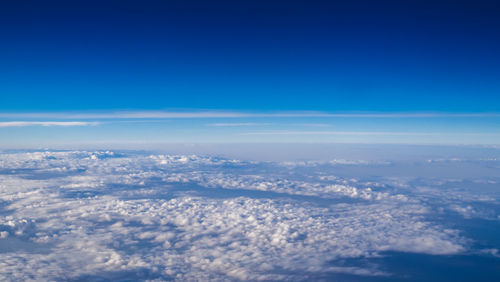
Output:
(1, 0), (499, 146)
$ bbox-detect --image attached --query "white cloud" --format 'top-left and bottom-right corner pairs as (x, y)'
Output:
(0, 150), (491, 281)
(0, 121), (99, 127)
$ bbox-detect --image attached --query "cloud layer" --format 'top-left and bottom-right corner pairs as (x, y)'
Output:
(0, 151), (498, 280)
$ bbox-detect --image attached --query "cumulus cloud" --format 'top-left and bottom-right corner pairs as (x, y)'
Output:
(1, 150), (496, 281)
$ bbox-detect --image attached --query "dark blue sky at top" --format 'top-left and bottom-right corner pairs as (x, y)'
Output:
(1, 0), (499, 112)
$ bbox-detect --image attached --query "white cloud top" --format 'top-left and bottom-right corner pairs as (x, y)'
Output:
(0, 151), (498, 280)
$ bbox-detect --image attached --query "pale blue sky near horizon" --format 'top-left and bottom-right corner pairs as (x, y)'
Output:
(1, 110), (500, 147)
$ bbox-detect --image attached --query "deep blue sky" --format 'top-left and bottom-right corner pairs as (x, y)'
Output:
(1, 0), (499, 112)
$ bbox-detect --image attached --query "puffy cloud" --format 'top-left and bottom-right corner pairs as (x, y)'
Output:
(0, 150), (493, 281)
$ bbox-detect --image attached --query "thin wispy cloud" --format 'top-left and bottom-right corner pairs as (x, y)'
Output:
(208, 122), (330, 128)
(294, 123), (332, 127)
(242, 130), (500, 136)
(0, 121), (99, 127)
(243, 130), (438, 136)
(0, 111), (499, 120)
(208, 123), (271, 127)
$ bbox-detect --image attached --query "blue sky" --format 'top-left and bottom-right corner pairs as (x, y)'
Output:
(1, 0), (499, 146)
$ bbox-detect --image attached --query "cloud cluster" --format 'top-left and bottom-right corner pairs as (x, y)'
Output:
(1, 151), (495, 281)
